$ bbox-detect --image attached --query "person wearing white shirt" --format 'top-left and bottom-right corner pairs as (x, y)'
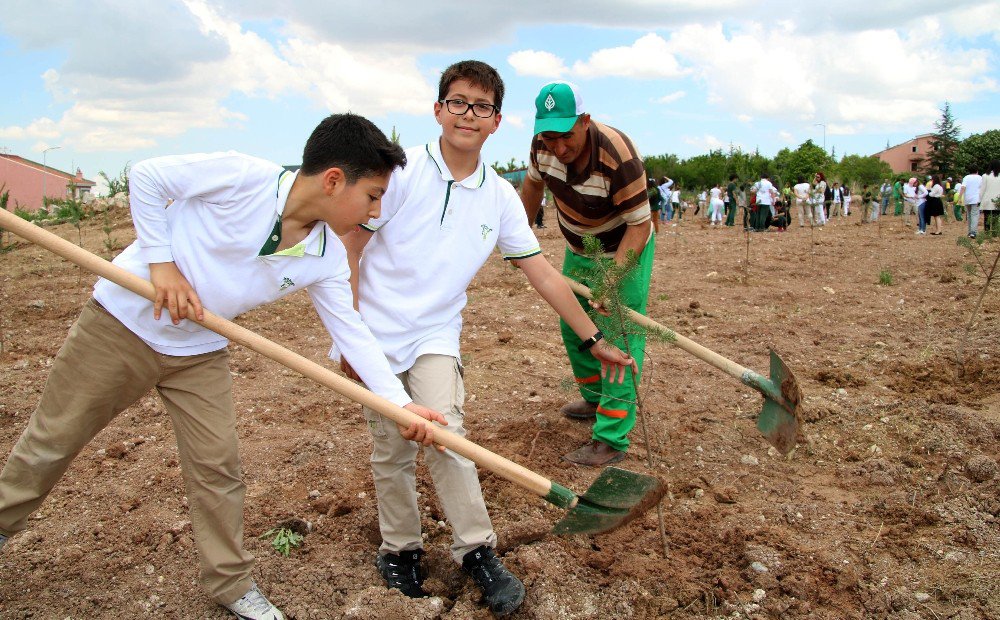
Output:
(829, 182), (844, 219)
(793, 177), (812, 227)
(658, 176), (674, 223)
(709, 183), (725, 225)
(959, 165), (984, 238)
(341, 64), (636, 614)
(902, 177), (920, 227)
(0, 115), (448, 620)
(925, 176), (945, 235)
(979, 160), (1000, 235)
(812, 172), (828, 226)
(752, 175), (776, 231)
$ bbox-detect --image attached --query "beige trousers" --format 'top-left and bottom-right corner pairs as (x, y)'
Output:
(795, 198), (813, 226)
(0, 299), (252, 604)
(364, 354), (495, 564)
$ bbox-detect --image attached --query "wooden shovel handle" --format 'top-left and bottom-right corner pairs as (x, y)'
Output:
(562, 275), (751, 382)
(1, 209), (557, 500)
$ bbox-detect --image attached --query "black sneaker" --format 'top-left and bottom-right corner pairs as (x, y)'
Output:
(376, 549), (428, 598)
(462, 546), (525, 616)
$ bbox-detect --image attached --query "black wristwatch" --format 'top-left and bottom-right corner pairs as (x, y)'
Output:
(578, 330), (604, 352)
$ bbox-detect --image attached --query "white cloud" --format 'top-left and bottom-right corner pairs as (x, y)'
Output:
(737, 114), (752, 123)
(573, 33), (685, 79)
(503, 114), (525, 130)
(655, 91), (686, 104)
(663, 20), (995, 132)
(507, 50), (568, 78)
(0, 0), (436, 152)
(778, 130), (794, 142)
(683, 134), (727, 151)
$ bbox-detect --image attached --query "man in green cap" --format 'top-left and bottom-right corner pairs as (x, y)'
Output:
(519, 81), (654, 467)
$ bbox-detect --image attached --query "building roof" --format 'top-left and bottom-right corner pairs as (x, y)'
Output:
(0, 153), (96, 187)
(872, 133), (935, 157)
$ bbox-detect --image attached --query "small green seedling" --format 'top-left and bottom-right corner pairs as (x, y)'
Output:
(878, 268), (894, 286)
(260, 527), (303, 557)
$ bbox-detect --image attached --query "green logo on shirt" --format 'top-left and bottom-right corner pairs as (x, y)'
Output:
(481, 224), (493, 240)
(279, 277), (294, 291)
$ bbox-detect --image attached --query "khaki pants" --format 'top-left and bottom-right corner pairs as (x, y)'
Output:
(364, 354), (495, 564)
(0, 300), (252, 604)
(795, 198), (812, 226)
(829, 200), (843, 218)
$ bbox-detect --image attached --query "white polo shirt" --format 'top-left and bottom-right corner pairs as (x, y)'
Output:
(354, 140), (541, 373)
(93, 151), (411, 407)
(962, 173), (982, 204)
(755, 179), (775, 206)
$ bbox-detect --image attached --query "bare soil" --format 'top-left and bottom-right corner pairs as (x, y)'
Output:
(1, 208), (998, 619)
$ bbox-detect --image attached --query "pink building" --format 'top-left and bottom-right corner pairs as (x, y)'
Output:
(872, 134), (935, 174)
(0, 154), (96, 212)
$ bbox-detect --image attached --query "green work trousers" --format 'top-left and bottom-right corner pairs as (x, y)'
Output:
(560, 236), (654, 452)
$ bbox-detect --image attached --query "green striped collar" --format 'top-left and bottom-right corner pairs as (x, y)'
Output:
(426, 139), (486, 189)
(258, 169), (327, 257)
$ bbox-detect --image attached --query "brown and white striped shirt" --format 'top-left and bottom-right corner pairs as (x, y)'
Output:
(527, 120), (651, 254)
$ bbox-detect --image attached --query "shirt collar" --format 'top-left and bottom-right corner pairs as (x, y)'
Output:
(258, 169), (327, 258)
(426, 139), (487, 189)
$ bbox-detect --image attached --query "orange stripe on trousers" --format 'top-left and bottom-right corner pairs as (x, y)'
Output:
(596, 405), (628, 419)
(575, 374), (601, 384)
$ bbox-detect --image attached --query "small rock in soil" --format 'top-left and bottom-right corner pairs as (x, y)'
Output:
(965, 455), (998, 482)
(741, 454), (760, 466)
(750, 561), (769, 573)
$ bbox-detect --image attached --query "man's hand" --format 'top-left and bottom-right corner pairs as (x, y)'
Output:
(588, 298), (611, 317)
(149, 262), (203, 324)
(398, 403), (449, 452)
(590, 340), (638, 384)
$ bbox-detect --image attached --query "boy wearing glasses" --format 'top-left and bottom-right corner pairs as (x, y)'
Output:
(339, 61), (635, 616)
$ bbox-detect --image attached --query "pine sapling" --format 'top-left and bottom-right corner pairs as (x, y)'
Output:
(955, 214), (1000, 371)
(574, 234), (673, 557)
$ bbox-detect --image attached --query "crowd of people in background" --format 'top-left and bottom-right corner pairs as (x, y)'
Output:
(633, 160), (1000, 239)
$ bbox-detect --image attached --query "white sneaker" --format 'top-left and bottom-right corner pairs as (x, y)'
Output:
(223, 583), (285, 620)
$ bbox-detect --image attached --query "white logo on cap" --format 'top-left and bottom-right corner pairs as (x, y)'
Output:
(544, 94), (556, 111)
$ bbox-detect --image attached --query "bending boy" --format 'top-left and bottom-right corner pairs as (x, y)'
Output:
(340, 61), (634, 617)
(0, 114), (444, 620)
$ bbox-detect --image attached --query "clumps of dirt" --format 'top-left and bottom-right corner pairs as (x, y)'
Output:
(851, 458), (909, 486)
(965, 455), (998, 483)
(814, 364), (867, 388)
(886, 356), (1000, 406)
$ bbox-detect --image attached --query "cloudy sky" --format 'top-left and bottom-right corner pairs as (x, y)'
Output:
(2, 1), (998, 191)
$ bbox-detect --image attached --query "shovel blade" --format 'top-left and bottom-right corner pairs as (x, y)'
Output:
(756, 349), (802, 455)
(552, 467), (665, 536)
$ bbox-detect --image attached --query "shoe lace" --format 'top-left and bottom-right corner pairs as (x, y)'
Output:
(469, 550), (505, 586)
(235, 586), (274, 614)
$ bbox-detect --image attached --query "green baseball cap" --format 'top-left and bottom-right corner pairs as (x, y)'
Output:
(533, 81), (585, 135)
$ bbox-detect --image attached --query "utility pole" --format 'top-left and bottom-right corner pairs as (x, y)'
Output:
(41, 145), (61, 210)
(813, 123), (826, 154)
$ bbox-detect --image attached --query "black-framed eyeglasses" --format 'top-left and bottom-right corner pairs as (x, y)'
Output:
(439, 99), (498, 118)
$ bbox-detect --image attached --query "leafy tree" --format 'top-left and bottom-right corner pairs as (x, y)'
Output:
(925, 101), (961, 178)
(834, 154), (893, 188)
(955, 129), (1000, 175)
(772, 140), (833, 185)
